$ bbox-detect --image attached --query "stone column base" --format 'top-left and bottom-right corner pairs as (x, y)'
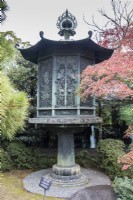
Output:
(52, 164), (80, 176)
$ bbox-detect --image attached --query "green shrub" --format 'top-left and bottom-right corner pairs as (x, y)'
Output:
(1, 139), (10, 150)
(31, 148), (56, 169)
(97, 139), (132, 179)
(1, 148), (13, 172)
(97, 139), (125, 153)
(6, 141), (34, 169)
(113, 176), (133, 200)
(36, 157), (56, 169)
(2, 141), (57, 171)
(76, 150), (100, 169)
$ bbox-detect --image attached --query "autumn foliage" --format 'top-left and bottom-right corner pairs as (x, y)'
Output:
(118, 151), (133, 171)
(80, 25), (133, 100)
(81, 0), (133, 101)
(80, 49), (133, 100)
(98, 24), (133, 50)
(80, 20), (133, 172)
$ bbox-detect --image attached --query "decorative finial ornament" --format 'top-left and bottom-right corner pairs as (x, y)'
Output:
(57, 9), (77, 40)
(39, 31), (44, 39)
(88, 31), (93, 39)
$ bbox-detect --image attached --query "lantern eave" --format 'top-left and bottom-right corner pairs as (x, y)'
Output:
(17, 36), (114, 64)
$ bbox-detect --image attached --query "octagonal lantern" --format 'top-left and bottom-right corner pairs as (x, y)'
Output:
(17, 10), (114, 187)
(38, 49), (95, 117)
(19, 35), (113, 121)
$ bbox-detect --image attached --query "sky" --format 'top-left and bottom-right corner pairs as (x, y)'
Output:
(0, 0), (129, 44)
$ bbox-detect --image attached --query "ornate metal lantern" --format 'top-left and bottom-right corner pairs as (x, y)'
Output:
(17, 10), (113, 186)
(37, 43), (95, 117)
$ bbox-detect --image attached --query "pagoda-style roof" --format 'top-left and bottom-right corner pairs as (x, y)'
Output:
(17, 32), (114, 64)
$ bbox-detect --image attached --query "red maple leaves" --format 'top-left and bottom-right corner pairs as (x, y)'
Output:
(80, 26), (133, 100)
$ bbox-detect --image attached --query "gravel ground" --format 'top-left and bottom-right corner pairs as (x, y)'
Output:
(23, 168), (111, 198)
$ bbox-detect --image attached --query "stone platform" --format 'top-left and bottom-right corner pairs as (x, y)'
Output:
(29, 116), (102, 125)
(23, 168), (111, 198)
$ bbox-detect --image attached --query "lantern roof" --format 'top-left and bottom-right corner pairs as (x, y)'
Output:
(17, 31), (114, 64)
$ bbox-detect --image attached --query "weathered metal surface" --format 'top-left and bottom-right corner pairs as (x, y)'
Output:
(55, 56), (78, 108)
(37, 55), (95, 117)
(38, 58), (52, 107)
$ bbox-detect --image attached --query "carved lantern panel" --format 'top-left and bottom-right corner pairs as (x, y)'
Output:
(37, 55), (94, 117)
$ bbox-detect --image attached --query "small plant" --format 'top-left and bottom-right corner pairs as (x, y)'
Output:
(113, 176), (133, 200)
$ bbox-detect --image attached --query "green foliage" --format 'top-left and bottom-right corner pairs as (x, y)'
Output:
(1, 73), (29, 140)
(35, 157), (56, 169)
(129, 143), (133, 151)
(6, 47), (37, 118)
(30, 148), (56, 169)
(113, 177), (133, 200)
(2, 141), (57, 172)
(76, 150), (100, 169)
(100, 103), (112, 125)
(0, 32), (18, 68)
(6, 142), (34, 169)
(97, 139), (132, 179)
(97, 139), (125, 152)
(0, 31), (31, 71)
(7, 58), (37, 100)
(0, 0), (8, 22)
(1, 148), (13, 172)
(119, 105), (133, 125)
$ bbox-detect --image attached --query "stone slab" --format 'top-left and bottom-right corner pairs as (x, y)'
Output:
(23, 168), (111, 198)
(29, 116), (102, 125)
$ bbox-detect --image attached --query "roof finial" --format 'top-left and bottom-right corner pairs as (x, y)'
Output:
(56, 10), (77, 40)
(39, 31), (44, 39)
(88, 31), (93, 39)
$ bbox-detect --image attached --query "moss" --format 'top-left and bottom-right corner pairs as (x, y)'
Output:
(1, 170), (64, 200)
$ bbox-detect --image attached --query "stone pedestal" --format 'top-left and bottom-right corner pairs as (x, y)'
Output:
(52, 164), (80, 176)
(51, 129), (81, 182)
(46, 127), (88, 186)
(29, 117), (102, 186)
(57, 132), (75, 168)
